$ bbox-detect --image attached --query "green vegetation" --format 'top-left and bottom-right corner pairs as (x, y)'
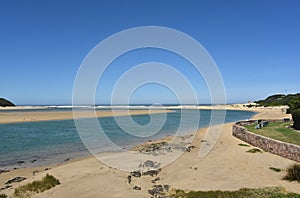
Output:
(283, 164), (300, 182)
(13, 174), (60, 198)
(288, 95), (300, 130)
(0, 98), (15, 107)
(270, 167), (282, 172)
(170, 186), (300, 198)
(255, 93), (300, 107)
(244, 122), (300, 146)
(255, 93), (300, 130)
(238, 143), (250, 147)
(0, 194), (7, 198)
(247, 148), (263, 153)
(291, 109), (300, 130)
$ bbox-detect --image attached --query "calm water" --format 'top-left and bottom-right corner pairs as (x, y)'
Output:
(0, 109), (255, 169)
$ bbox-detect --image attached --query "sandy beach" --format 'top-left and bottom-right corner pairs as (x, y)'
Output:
(0, 105), (299, 197)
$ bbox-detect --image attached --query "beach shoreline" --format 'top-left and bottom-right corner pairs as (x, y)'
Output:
(1, 105), (298, 197)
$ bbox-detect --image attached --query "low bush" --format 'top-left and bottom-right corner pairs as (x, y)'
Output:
(291, 109), (300, 130)
(283, 164), (300, 182)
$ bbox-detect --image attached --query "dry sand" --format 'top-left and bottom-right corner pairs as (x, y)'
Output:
(0, 105), (299, 198)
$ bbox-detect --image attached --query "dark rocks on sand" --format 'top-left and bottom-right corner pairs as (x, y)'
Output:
(33, 170), (39, 176)
(144, 160), (155, 167)
(139, 160), (161, 169)
(5, 177), (26, 185)
(127, 175), (132, 184)
(163, 184), (171, 192)
(17, 161), (25, 164)
(148, 184), (163, 196)
(151, 177), (160, 183)
(143, 169), (161, 177)
(133, 186), (141, 190)
(0, 185), (12, 191)
(148, 184), (171, 197)
(130, 171), (141, 177)
(0, 169), (9, 174)
(184, 145), (196, 152)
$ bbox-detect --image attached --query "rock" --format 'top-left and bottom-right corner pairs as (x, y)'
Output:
(33, 170), (39, 176)
(151, 177), (160, 183)
(148, 184), (164, 196)
(5, 177), (26, 184)
(127, 175), (132, 184)
(143, 169), (160, 177)
(17, 161), (25, 164)
(163, 184), (170, 192)
(148, 184), (171, 197)
(31, 159), (37, 163)
(0, 185), (12, 191)
(0, 169), (9, 174)
(130, 171), (141, 177)
(144, 160), (155, 167)
(133, 186), (141, 190)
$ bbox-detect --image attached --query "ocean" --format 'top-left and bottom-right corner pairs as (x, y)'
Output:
(0, 109), (255, 169)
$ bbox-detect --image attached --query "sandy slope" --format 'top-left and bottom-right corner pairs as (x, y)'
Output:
(0, 105), (299, 198)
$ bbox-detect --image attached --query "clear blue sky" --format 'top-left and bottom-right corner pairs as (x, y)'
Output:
(1, 0), (299, 105)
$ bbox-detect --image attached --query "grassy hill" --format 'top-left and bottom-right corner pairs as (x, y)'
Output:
(0, 98), (15, 107)
(255, 93), (300, 107)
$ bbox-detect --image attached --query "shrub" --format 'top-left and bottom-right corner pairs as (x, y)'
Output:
(291, 109), (300, 130)
(283, 164), (300, 182)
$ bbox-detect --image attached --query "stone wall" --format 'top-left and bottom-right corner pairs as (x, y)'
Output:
(233, 120), (300, 162)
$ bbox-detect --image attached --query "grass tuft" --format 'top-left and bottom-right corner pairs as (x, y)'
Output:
(283, 164), (300, 182)
(0, 194), (7, 198)
(170, 186), (300, 198)
(247, 148), (263, 153)
(13, 174), (60, 198)
(269, 167), (282, 172)
(238, 143), (250, 147)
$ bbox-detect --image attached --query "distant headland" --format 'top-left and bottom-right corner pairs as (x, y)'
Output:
(0, 98), (15, 107)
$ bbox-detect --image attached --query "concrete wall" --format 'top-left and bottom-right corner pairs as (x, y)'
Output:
(233, 120), (300, 162)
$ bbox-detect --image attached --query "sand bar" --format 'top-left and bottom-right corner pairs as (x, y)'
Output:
(0, 109), (170, 124)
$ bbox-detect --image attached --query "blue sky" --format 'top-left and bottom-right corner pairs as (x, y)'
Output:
(0, 0), (299, 105)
